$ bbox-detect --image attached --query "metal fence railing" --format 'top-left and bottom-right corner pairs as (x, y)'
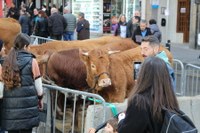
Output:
(35, 84), (106, 133)
(183, 64), (200, 96)
(173, 59), (185, 96)
(30, 35), (55, 45)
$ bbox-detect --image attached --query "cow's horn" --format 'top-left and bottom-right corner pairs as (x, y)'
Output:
(108, 50), (120, 55)
(82, 52), (89, 56)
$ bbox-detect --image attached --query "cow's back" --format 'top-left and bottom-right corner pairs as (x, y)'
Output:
(30, 36), (124, 56)
(0, 18), (21, 53)
(47, 49), (89, 90)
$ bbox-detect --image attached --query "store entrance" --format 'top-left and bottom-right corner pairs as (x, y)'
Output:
(103, 0), (111, 33)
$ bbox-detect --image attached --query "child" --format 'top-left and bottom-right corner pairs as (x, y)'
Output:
(88, 118), (118, 133)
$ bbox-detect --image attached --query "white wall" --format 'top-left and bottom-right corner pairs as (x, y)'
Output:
(145, 0), (184, 44)
(158, 0), (183, 43)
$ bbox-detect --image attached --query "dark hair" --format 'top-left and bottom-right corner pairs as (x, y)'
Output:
(2, 33), (31, 89)
(134, 16), (141, 23)
(149, 19), (157, 25)
(78, 12), (85, 18)
(128, 57), (179, 120)
(14, 33), (30, 50)
(38, 10), (48, 18)
(142, 35), (160, 46)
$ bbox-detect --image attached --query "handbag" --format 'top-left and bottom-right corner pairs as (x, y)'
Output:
(161, 109), (198, 133)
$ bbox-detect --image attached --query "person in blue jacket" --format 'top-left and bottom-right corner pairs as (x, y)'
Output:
(140, 35), (176, 91)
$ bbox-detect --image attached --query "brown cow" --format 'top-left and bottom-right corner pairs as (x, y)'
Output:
(29, 35), (124, 56)
(80, 46), (173, 102)
(43, 38), (137, 131)
(0, 18), (21, 53)
(45, 38), (137, 90)
(30, 36), (125, 76)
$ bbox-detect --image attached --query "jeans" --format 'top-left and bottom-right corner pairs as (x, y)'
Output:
(63, 31), (74, 41)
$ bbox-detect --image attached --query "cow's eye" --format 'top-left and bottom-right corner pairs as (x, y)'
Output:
(91, 64), (96, 69)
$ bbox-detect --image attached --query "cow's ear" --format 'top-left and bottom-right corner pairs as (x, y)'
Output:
(79, 48), (89, 63)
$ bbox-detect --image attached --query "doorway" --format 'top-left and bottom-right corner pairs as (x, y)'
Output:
(177, 0), (190, 42)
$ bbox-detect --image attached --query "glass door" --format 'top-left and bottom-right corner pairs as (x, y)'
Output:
(125, 0), (141, 20)
(111, 0), (123, 17)
(72, 0), (103, 34)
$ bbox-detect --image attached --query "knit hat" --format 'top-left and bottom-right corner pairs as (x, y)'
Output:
(0, 40), (3, 51)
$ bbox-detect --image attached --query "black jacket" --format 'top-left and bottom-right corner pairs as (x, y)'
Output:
(132, 26), (152, 45)
(76, 19), (90, 40)
(48, 12), (67, 35)
(1, 51), (39, 131)
(118, 97), (163, 133)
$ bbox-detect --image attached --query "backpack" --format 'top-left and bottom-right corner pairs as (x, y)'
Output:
(161, 109), (198, 133)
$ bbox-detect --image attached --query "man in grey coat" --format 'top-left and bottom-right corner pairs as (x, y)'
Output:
(149, 19), (162, 42)
(63, 7), (76, 41)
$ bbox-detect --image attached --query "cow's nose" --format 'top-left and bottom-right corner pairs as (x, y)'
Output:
(98, 78), (112, 87)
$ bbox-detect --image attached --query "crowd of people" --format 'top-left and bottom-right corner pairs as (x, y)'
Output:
(0, 1), (195, 133)
(5, 1), (162, 43)
(5, 1), (90, 41)
(113, 11), (162, 45)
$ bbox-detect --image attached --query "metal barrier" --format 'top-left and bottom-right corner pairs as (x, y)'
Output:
(183, 64), (200, 96)
(36, 84), (106, 133)
(30, 35), (55, 45)
(173, 59), (185, 96)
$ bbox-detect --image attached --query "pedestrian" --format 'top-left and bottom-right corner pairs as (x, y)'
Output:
(114, 14), (127, 38)
(126, 16), (140, 38)
(27, 0), (35, 17)
(132, 19), (152, 44)
(63, 7), (76, 41)
(48, 7), (67, 40)
(76, 12), (90, 40)
(0, 33), (43, 133)
(18, 9), (31, 35)
(31, 8), (39, 35)
(6, 2), (19, 20)
(35, 10), (49, 38)
(118, 56), (180, 133)
(88, 118), (118, 133)
(111, 16), (118, 35)
(0, 40), (5, 133)
(149, 19), (162, 42)
(140, 35), (176, 90)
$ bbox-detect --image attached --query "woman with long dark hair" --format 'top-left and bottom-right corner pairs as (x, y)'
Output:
(118, 56), (179, 133)
(0, 33), (43, 133)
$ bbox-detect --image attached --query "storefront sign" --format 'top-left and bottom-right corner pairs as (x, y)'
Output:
(180, 8), (186, 13)
(152, 0), (159, 9)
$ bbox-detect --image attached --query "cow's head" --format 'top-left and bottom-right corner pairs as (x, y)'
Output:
(79, 48), (119, 91)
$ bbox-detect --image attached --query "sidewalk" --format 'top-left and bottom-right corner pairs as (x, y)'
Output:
(170, 43), (200, 66)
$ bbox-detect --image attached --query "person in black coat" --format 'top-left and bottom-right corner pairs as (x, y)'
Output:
(126, 16), (140, 38)
(6, 2), (19, 20)
(0, 33), (43, 133)
(48, 8), (67, 40)
(118, 56), (179, 133)
(76, 12), (90, 40)
(132, 19), (152, 45)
